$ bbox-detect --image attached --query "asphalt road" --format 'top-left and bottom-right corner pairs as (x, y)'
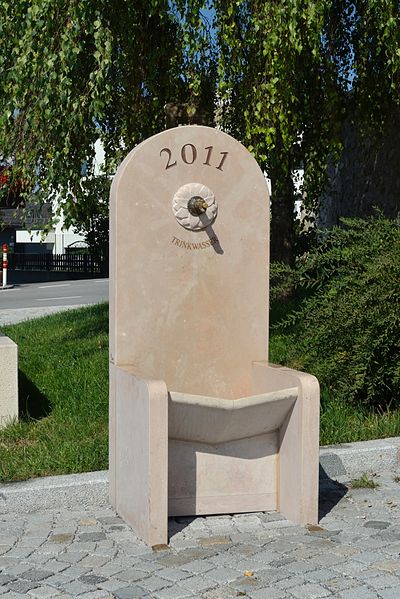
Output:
(0, 278), (109, 326)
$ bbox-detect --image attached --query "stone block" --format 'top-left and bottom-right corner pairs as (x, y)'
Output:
(0, 334), (18, 427)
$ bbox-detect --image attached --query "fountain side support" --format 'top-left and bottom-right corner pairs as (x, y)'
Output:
(109, 126), (319, 546)
(252, 361), (320, 526)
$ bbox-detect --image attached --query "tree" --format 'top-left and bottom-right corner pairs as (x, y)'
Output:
(350, 0), (400, 132)
(212, 1), (346, 264)
(2, 1), (400, 263)
(0, 1), (214, 244)
(212, 1), (400, 263)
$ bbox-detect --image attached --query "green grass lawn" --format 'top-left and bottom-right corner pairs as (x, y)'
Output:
(0, 304), (109, 481)
(1, 301), (399, 482)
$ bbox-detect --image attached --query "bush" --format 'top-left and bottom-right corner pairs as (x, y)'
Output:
(271, 215), (400, 410)
(269, 262), (295, 302)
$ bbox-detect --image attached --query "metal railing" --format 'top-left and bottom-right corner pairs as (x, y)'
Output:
(7, 253), (108, 276)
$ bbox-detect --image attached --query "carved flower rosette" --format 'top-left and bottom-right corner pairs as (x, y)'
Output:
(172, 182), (217, 231)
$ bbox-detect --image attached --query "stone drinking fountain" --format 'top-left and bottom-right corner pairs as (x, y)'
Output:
(109, 126), (319, 546)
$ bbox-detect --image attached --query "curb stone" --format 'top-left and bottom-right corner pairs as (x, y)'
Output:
(0, 470), (109, 515)
(320, 436), (400, 481)
(0, 304), (87, 326)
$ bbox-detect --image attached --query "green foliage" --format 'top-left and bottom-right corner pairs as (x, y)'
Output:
(0, 1), (214, 223)
(212, 1), (400, 262)
(1, 1), (400, 263)
(213, 0), (346, 262)
(316, 390), (400, 445)
(271, 215), (400, 411)
(351, 473), (379, 489)
(351, 0), (400, 131)
(269, 262), (295, 303)
(68, 175), (109, 255)
(215, 1), (343, 177)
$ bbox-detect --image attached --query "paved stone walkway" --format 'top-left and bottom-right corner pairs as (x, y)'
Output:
(1, 472), (400, 598)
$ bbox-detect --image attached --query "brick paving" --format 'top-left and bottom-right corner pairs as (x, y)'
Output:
(1, 471), (400, 598)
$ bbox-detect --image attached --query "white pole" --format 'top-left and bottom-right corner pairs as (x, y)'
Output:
(2, 244), (7, 288)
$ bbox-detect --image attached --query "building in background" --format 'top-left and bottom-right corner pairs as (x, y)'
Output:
(0, 164), (85, 255)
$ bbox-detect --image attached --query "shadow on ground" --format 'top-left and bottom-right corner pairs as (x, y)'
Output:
(18, 370), (51, 420)
(60, 304), (109, 345)
(168, 516), (197, 543)
(319, 464), (348, 520)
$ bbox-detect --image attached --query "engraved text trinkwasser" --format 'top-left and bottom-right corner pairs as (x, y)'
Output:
(171, 235), (219, 250)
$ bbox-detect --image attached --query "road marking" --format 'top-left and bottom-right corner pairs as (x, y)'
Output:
(38, 284), (71, 289)
(36, 296), (82, 301)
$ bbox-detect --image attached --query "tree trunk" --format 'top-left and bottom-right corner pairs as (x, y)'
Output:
(270, 170), (296, 266)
